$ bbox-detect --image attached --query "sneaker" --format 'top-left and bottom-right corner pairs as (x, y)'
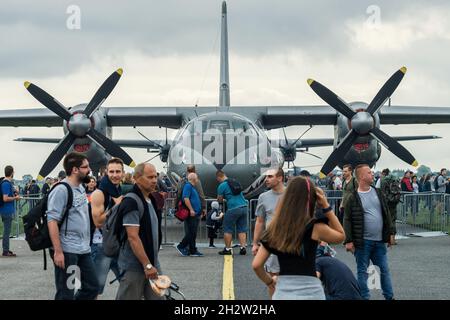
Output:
(2, 251), (16, 257)
(218, 248), (232, 255)
(239, 247), (247, 255)
(208, 244), (217, 248)
(191, 251), (204, 257)
(175, 244), (189, 257)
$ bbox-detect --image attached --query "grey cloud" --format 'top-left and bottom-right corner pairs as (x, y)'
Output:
(2, 0), (450, 78)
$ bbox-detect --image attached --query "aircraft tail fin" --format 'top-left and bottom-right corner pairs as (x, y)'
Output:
(219, 1), (230, 111)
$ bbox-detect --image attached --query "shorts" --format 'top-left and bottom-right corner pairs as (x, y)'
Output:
(222, 206), (248, 234)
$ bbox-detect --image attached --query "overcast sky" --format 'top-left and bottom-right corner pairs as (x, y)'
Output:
(1, 0), (450, 178)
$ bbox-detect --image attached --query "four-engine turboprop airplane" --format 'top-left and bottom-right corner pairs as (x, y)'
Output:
(1, 1), (449, 198)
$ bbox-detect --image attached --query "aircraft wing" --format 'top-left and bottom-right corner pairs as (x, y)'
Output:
(233, 106), (337, 129)
(234, 105), (450, 128)
(378, 106), (450, 124)
(0, 106), (218, 129)
(0, 108), (62, 127)
(4, 105), (450, 129)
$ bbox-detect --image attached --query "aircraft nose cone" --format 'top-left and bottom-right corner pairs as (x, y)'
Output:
(351, 111), (374, 135)
(68, 113), (91, 136)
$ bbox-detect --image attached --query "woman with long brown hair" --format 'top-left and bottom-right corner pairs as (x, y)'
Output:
(252, 176), (345, 299)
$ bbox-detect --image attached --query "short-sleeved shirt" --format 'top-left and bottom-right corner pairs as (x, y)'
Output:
(255, 189), (283, 226)
(0, 180), (15, 216)
(182, 182), (201, 215)
(46, 180), (91, 254)
(358, 187), (383, 241)
(217, 180), (247, 211)
(316, 256), (362, 300)
(260, 218), (327, 276)
(118, 197), (159, 272)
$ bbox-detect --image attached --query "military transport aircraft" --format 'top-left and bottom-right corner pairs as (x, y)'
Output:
(1, 1), (449, 198)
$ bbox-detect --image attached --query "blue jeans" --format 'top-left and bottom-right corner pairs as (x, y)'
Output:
(50, 250), (99, 300)
(91, 243), (121, 295)
(179, 215), (200, 254)
(1, 214), (13, 253)
(354, 240), (394, 300)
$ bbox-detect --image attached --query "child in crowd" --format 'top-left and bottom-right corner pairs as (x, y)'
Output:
(206, 201), (224, 248)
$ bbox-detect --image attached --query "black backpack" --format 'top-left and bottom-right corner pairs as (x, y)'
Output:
(381, 176), (401, 205)
(22, 182), (73, 269)
(434, 175), (441, 191)
(227, 178), (243, 195)
(102, 192), (144, 258)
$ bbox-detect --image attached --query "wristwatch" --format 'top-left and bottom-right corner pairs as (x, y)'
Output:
(144, 263), (153, 271)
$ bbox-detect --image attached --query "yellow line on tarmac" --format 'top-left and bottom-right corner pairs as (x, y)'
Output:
(222, 254), (235, 300)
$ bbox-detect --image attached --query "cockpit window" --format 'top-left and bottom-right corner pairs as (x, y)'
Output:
(209, 120), (230, 132)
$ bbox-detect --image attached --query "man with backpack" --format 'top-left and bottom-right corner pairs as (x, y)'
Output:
(176, 165), (206, 216)
(114, 163), (163, 300)
(176, 173), (204, 257)
(90, 158), (124, 297)
(47, 152), (98, 300)
(380, 168), (401, 237)
(216, 170), (249, 255)
(0, 165), (20, 257)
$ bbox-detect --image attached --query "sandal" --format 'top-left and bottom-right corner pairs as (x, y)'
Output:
(2, 251), (16, 257)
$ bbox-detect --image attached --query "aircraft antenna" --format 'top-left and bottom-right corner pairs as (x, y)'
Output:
(194, 10), (220, 108)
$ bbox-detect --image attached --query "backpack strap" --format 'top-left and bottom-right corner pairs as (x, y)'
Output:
(124, 192), (145, 216)
(50, 182), (73, 235)
(42, 182), (73, 271)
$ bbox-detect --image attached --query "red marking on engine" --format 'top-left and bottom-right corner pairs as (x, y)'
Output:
(74, 144), (90, 152)
(353, 143), (369, 152)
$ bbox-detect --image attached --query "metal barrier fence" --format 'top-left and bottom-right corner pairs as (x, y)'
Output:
(397, 193), (450, 235)
(4, 192), (449, 242)
(161, 193), (450, 244)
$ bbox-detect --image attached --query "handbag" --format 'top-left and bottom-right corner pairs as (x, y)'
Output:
(175, 200), (189, 221)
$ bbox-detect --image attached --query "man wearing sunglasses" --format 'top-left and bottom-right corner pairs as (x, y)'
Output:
(47, 152), (99, 300)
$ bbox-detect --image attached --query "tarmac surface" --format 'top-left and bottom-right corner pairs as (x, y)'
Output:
(1, 235), (450, 300)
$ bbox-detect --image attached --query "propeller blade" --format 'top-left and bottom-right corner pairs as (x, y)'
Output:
(165, 127), (168, 145)
(307, 79), (356, 119)
(145, 153), (162, 163)
(137, 130), (163, 149)
(282, 128), (289, 145)
(87, 128), (136, 168)
(366, 67), (407, 115)
(83, 68), (123, 118)
(370, 127), (418, 167)
(319, 130), (359, 178)
(299, 150), (322, 160)
(290, 125), (313, 148)
(37, 132), (77, 180)
(24, 82), (71, 121)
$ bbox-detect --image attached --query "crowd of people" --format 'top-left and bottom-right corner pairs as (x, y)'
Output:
(2, 156), (437, 300)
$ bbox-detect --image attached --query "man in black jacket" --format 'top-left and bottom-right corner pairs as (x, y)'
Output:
(344, 164), (395, 300)
(115, 163), (163, 300)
